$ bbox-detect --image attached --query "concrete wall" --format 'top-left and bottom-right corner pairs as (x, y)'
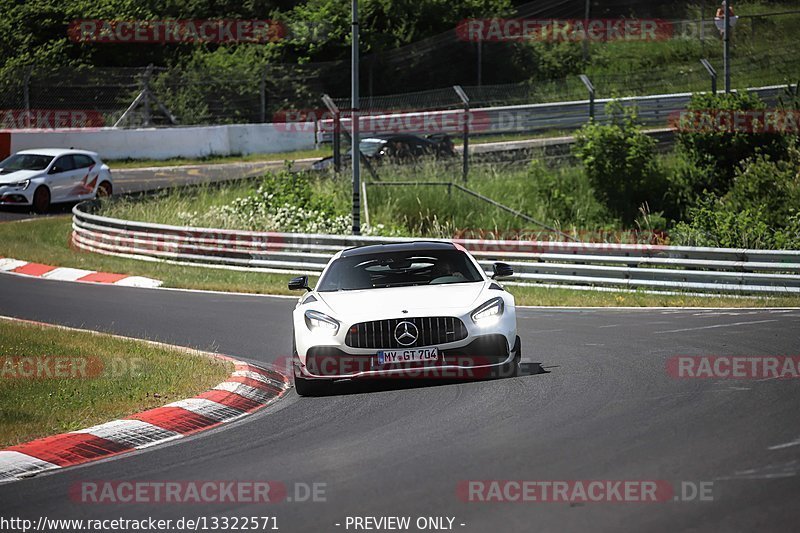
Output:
(2, 123), (315, 160)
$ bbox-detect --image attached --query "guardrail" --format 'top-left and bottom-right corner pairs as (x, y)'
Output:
(72, 203), (800, 295)
(316, 84), (795, 142)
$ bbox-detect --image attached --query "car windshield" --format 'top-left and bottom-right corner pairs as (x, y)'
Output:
(0, 153), (54, 172)
(348, 138), (387, 157)
(317, 249), (483, 291)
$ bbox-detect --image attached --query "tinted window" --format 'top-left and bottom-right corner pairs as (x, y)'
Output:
(73, 154), (95, 169)
(317, 249), (483, 291)
(0, 154), (54, 172)
(51, 155), (76, 172)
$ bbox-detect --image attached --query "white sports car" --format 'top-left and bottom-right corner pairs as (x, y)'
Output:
(289, 241), (520, 395)
(0, 148), (113, 213)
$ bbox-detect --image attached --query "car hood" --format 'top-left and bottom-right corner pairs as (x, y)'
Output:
(0, 169), (42, 184)
(316, 282), (488, 321)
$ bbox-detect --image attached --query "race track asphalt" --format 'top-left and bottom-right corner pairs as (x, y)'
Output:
(1, 273), (799, 532)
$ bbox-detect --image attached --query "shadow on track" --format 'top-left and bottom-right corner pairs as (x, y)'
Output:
(304, 362), (549, 397)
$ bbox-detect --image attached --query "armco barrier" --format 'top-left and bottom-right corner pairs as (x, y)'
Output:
(72, 203), (800, 295)
(316, 84), (795, 141)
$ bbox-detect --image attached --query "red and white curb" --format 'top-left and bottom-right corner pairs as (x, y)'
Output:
(0, 322), (290, 484)
(0, 257), (161, 288)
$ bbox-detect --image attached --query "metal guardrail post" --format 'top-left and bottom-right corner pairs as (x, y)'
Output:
(259, 68), (267, 123)
(700, 59), (718, 94)
(453, 85), (470, 183)
(322, 95), (341, 173)
(579, 75), (595, 120)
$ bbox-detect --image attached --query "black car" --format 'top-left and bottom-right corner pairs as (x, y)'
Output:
(311, 133), (455, 171)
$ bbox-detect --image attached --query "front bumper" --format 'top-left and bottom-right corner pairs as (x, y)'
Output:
(295, 334), (515, 380)
(0, 188), (33, 205)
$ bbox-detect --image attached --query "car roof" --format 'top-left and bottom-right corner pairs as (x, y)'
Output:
(16, 148), (99, 158)
(340, 241), (457, 258)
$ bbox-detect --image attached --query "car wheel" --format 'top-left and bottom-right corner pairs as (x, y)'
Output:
(96, 181), (112, 199)
(32, 186), (51, 214)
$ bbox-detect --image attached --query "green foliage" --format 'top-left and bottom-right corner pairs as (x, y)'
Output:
(727, 153), (800, 229)
(671, 194), (776, 248)
(671, 144), (800, 249)
(675, 91), (790, 194)
(573, 101), (666, 224)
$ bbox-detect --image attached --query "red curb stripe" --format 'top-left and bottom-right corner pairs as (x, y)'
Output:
(13, 263), (56, 277)
(77, 272), (128, 283)
(196, 390), (264, 412)
(227, 375), (284, 394)
(129, 407), (219, 435)
(6, 433), (132, 467)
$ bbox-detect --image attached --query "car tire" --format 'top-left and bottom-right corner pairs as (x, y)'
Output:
(32, 186), (51, 214)
(96, 181), (112, 199)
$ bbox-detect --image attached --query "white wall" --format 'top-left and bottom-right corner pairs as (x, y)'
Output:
(7, 123), (316, 160)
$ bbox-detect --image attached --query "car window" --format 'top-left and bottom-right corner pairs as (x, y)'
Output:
(51, 155), (76, 173)
(0, 154), (54, 172)
(72, 154), (96, 169)
(317, 249), (483, 291)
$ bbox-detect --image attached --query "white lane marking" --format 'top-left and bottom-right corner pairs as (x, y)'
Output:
(74, 419), (182, 449)
(164, 398), (246, 422)
(0, 451), (60, 483)
(113, 276), (162, 288)
(42, 267), (96, 281)
(597, 324), (620, 328)
(768, 437), (800, 451)
(654, 319), (779, 334)
(0, 259), (28, 271)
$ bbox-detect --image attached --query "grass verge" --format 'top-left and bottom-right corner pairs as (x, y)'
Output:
(1, 216), (798, 307)
(0, 318), (232, 448)
(107, 148), (330, 170)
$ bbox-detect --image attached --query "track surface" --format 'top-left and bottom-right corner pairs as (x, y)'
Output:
(0, 159), (306, 222)
(1, 274), (799, 532)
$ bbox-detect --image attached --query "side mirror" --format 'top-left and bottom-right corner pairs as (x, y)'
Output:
(49, 165), (63, 174)
(492, 262), (513, 279)
(288, 275), (311, 292)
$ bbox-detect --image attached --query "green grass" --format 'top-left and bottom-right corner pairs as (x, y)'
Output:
(0, 216), (302, 295)
(1, 216), (798, 307)
(0, 318), (232, 448)
(107, 148), (330, 170)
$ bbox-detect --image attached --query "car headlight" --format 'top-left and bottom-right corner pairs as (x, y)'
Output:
(5, 180), (30, 190)
(304, 310), (340, 335)
(471, 297), (504, 326)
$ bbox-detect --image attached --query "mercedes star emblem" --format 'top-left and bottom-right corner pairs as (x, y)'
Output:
(394, 321), (419, 346)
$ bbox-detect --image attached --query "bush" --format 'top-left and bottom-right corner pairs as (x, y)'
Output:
(671, 194), (775, 248)
(726, 152), (800, 229)
(675, 91), (790, 195)
(573, 101), (666, 224)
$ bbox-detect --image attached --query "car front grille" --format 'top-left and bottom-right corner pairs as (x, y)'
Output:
(345, 317), (468, 349)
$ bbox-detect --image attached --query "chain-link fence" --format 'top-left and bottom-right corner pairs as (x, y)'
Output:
(1, 9), (797, 128)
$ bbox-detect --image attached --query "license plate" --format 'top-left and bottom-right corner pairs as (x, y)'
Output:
(377, 347), (439, 365)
